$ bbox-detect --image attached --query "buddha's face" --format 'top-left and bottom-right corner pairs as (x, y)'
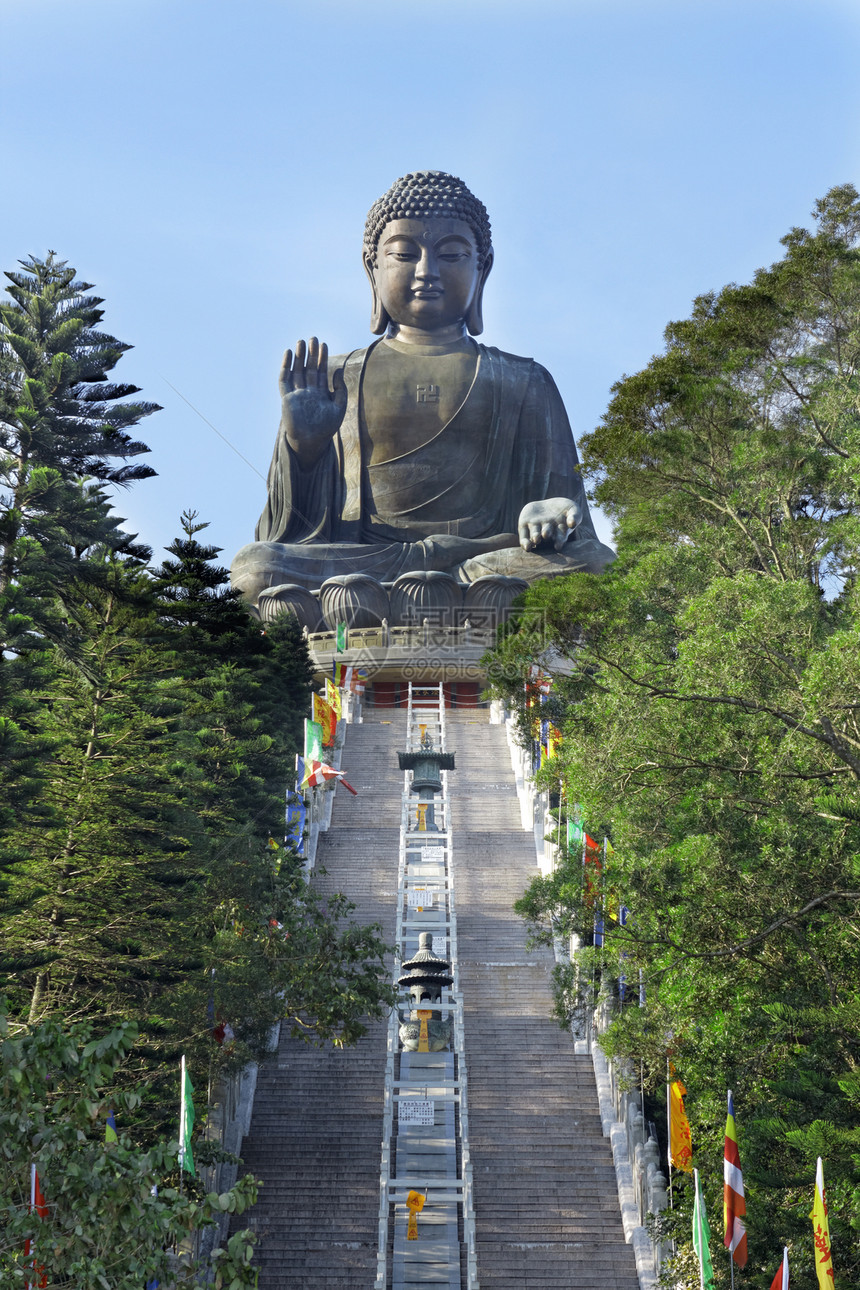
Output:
(367, 218), (483, 333)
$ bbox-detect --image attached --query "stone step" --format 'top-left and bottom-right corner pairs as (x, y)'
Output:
(232, 708), (639, 1289)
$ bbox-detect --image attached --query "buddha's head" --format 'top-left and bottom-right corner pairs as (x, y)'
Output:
(363, 171), (494, 337)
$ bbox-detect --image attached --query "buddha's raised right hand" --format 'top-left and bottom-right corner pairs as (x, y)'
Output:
(280, 338), (347, 469)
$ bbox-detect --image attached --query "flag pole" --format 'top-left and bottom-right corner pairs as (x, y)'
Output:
(178, 1054), (186, 1196)
(693, 1170), (705, 1290)
(666, 1060), (674, 1212)
(29, 1161), (37, 1287)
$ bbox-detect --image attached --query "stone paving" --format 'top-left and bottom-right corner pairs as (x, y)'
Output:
(446, 711), (639, 1289)
(232, 717), (404, 1289)
(233, 707), (639, 1289)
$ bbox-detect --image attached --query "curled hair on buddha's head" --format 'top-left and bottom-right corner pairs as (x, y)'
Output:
(364, 170), (493, 268)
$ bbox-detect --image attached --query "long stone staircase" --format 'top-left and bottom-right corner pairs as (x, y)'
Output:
(446, 711), (639, 1289)
(233, 717), (404, 1288)
(233, 708), (639, 1289)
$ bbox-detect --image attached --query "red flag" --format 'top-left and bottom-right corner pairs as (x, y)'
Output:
(723, 1090), (748, 1266)
(769, 1247), (789, 1290)
(24, 1165), (48, 1288)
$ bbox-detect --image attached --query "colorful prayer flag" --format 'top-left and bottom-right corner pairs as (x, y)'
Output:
(332, 660), (353, 687)
(212, 1019), (235, 1048)
(810, 1156), (834, 1289)
(302, 760), (358, 794)
(336, 621), (347, 652)
(668, 1076), (693, 1172)
(178, 1057), (195, 1177)
(723, 1090), (748, 1266)
(692, 1169), (715, 1289)
(528, 663), (552, 694)
(769, 1247), (789, 1290)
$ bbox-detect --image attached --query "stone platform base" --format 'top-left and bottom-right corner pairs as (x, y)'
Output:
(307, 623), (496, 688)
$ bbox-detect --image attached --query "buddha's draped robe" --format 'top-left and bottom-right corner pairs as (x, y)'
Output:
(235, 340), (611, 596)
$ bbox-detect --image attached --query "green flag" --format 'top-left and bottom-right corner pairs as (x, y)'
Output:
(567, 811), (583, 849)
(304, 718), (323, 763)
(336, 621), (347, 652)
(692, 1169), (714, 1289)
(179, 1057), (195, 1177)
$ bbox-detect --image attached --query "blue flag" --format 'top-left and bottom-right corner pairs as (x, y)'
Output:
(285, 791), (307, 855)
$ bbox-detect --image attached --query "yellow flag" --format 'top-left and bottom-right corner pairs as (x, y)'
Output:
(668, 1079), (693, 1172)
(325, 676), (342, 718)
(312, 693), (336, 744)
(810, 1157), (835, 1289)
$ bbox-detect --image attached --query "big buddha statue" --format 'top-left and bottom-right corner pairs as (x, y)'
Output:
(231, 171), (614, 621)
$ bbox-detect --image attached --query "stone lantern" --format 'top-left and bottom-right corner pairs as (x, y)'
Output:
(398, 932), (454, 1052)
(398, 730), (455, 831)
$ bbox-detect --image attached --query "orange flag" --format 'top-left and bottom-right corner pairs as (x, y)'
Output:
(667, 1077), (693, 1172)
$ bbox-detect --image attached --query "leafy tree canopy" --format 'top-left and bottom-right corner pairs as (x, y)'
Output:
(488, 185), (860, 1289)
(0, 1005), (260, 1289)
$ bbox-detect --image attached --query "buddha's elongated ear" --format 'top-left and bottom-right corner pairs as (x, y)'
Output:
(363, 251), (390, 335)
(466, 247), (494, 336)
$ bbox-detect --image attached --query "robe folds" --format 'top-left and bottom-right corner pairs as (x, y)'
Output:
(236, 340), (611, 597)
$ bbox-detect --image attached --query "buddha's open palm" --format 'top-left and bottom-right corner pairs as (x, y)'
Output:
(518, 498), (581, 552)
(280, 338), (347, 468)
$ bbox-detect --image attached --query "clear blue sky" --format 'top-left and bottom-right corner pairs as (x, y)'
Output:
(4, 0), (860, 562)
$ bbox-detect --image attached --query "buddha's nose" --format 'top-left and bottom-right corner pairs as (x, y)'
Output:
(415, 250), (440, 281)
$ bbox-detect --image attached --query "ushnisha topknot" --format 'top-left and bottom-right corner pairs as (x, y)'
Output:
(364, 171), (492, 267)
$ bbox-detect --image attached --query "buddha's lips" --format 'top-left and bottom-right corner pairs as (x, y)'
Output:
(413, 289), (442, 299)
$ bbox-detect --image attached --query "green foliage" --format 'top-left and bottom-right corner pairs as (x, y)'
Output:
(0, 253), (395, 1189)
(488, 186), (860, 1288)
(0, 1005), (259, 1289)
(0, 253), (157, 656)
(0, 508), (393, 1123)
